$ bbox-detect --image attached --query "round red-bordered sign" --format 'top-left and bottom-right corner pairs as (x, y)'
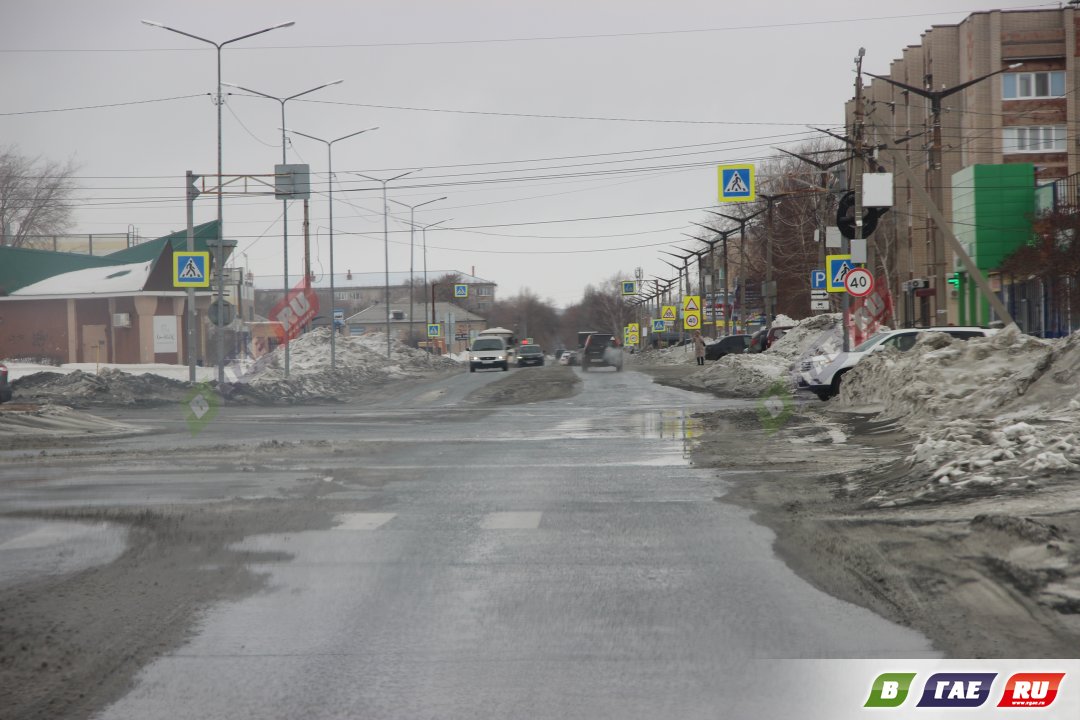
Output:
(844, 267), (874, 297)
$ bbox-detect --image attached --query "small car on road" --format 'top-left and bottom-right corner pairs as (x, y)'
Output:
(516, 345), (544, 367)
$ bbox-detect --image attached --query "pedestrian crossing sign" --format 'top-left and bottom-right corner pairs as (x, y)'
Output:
(652, 319), (665, 332)
(826, 254), (854, 293)
(173, 251), (210, 287)
(621, 280), (637, 296)
(718, 164), (756, 203)
(454, 284), (468, 298)
(427, 323), (442, 337)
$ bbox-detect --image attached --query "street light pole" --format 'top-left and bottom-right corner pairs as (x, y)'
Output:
(867, 62), (1022, 326)
(710, 208), (766, 334)
(353, 170), (422, 357)
(222, 79), (343, 375)
(141, 19), (294, 386)
(416, 218), (451, 347)
(390, 196), (447, 347)
(285, 126), (379, 369)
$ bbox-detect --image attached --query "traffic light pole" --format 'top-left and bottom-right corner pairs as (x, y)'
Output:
(185, 171), (199, 383)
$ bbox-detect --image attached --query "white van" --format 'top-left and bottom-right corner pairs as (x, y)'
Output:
(468, 336), (511, 372)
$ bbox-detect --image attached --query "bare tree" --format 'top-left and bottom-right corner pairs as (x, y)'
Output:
(0, 147), (79, 248)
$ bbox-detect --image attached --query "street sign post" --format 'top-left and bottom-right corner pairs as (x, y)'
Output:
(173, 251), (210, 288)
(844, 267), (874, 297)
(718, 164), (756, 203)
(682, 295), (701, 330)
(826, 254), (854, 293)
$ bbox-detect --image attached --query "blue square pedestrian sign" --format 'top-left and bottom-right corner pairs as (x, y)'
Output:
(826, 254), (854, 293)
(652, 319), (665, 332)
(621, 280), (637, 296)
(173, 251), (210, 287)
(427, 323), (442, 337)
(454, 284), (468, 298)
(718, 164), (756, 203)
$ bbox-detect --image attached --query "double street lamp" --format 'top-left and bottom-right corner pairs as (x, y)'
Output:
(141, 19), (294, 386)
(866, 63), (1021, 326)
(417, 218), (452, 330)
(285, 126), (379, 369)
(223, 79), (344, 375)
(390, 197), (447, 345)
(353, 170), (422, 358)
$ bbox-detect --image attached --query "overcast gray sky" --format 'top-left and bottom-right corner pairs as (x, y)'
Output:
(1, 1), (1051, 307)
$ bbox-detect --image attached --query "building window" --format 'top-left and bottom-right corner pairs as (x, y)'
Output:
(476, 286), (493, 297)
(1002, 71), (1065, 99)
(1003, 125), (1067, 153)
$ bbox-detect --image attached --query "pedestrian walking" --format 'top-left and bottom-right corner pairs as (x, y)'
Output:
(692, 330), (706, 366)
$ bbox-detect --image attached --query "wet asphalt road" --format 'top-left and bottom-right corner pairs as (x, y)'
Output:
(2, 367), (934, 718)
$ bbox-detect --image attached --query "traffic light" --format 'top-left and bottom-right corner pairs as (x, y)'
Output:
(947, 273), (960, 287)
(836, 190), (888, 239)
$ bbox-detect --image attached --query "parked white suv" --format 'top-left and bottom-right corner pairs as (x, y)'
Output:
(798, 327), (998, 400)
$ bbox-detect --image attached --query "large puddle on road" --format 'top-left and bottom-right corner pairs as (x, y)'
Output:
(0, 517), (127, 588)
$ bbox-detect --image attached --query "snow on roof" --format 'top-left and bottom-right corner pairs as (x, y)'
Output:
(12, 261), (155, 296)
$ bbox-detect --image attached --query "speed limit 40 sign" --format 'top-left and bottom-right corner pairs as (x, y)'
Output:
(844, 267), (874, 297)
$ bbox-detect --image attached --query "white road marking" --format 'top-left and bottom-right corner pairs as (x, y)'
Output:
(480, 511), (543, 530)
(333, 513), (397, 530)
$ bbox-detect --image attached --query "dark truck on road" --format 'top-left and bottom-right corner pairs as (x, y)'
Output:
(579, 332), (623, 371)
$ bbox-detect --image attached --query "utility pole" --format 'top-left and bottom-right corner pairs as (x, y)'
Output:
(710, 208), (766, 335)
(869, 116), (1016, 328)
(185, 171), (200, 383)
(867, 62), (1022, 326)
(846, 47), (866, 352)
(777, 148), (851, 271)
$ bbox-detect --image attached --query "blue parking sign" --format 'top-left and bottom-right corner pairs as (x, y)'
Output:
(810, 269), (827, 290)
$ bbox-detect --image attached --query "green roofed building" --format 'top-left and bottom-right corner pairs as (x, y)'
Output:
(0, 221), (236, 365)
(951, 164), (1035, 326)
(0, 221), (224, 296)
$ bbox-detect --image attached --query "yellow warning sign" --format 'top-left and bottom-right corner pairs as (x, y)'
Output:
(661, 305), (676, 321)
(682, 295), (701, 313)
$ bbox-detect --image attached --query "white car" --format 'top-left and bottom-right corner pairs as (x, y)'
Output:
(798, 327), (998, 400)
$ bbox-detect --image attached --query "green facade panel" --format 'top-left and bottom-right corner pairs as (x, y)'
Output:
(951, 164), (1034, 272)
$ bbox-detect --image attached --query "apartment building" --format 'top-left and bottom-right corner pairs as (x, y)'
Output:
(848, 6), (1078, 329)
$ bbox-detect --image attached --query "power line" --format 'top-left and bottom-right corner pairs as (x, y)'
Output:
(2, 5), (1055, 53)
(301, 97), (836, 127)
(0, 94), (208, 117)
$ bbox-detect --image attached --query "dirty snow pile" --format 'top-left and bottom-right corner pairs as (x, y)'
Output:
(833, 326), (1080, 504)
(679, 314), (844, 397)
(228, 328), (460, 402)
(13, 368), (194, 408)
